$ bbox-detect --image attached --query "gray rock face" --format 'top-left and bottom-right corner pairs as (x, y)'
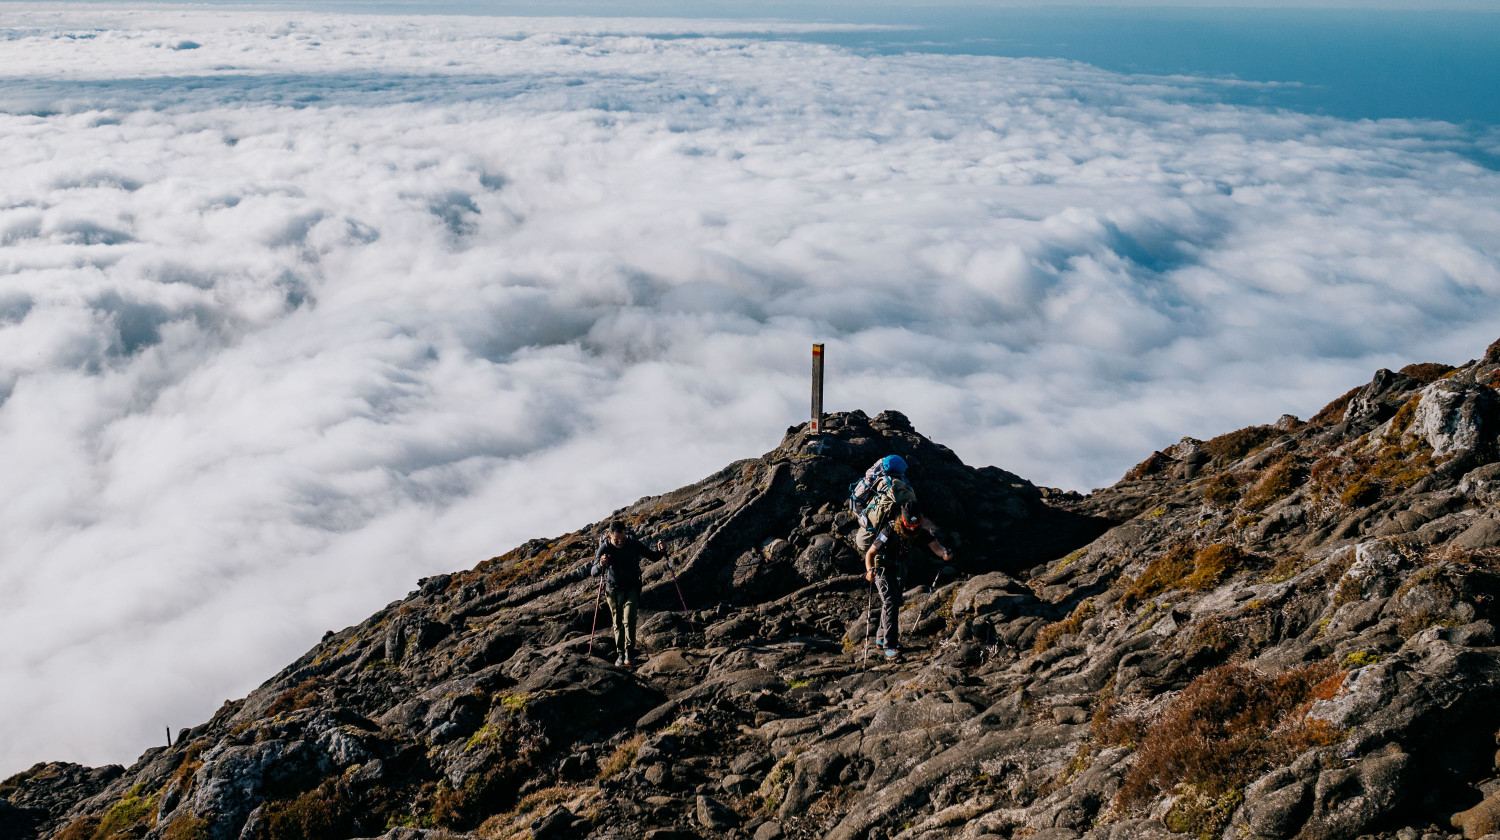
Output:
(186, 740), (324, 839)
(13, 341), (1500, 840)
(1413, 380), (1500, 457)
(1345, 369), (1421, 426)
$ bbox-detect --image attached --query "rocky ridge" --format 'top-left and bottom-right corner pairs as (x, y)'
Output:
(7, 340), (1500, 840)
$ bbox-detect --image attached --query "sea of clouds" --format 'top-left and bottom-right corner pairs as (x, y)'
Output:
(3, 6), (1500, 776)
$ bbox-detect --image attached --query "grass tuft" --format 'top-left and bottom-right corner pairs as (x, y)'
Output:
(1122, 544), (1243, 609)
(596, 734), (646, 781)
(1241, 458), (1303, 511)
(1032, 599), (1097, 654)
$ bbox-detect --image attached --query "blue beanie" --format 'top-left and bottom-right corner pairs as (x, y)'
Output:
(881, 455), (907, 475)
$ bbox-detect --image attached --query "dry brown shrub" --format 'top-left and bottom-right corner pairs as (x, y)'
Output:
(1182, 545), (1243, 591)
(266, 678), (322, 717)
(1116, 661), (1342, 815)
(1122, 543), (1245, 609)
(1201, 426), (1279, 464)
(53, 817), (101, 840)
(252, 782), (355, 840)
(1121, 544), (1196, 608)
(1123, 451), (1171, 482)
(1182, 616), (1237, 662)
(160, 815), (212, 840)
(1332, 573), (1364, 607)
(1309, 454), (1347, 496)
(483, 538), (581, 591)
(1033, 599), (1097, 654)
(1385, 394), (1422, 440)
(1309, 385), (1362, 426)
(1264, 553), (1314, 583)
(1399, 362), (1456, 383)
(1241, 458), (1304, 512)
(1092, 693), (1152, 748)
(1339, 476), (1381, 507)
(1201, 473), (1246, 508)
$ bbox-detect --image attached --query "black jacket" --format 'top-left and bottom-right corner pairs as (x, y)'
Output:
(872, 521), (937, 569)
(591, 535), (663, 591)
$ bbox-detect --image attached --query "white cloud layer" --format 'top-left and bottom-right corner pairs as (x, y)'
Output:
(3, 6), (1500, 777)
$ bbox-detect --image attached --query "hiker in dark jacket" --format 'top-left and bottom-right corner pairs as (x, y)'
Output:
(591, 520), (665, 666)
(863, 501), (953, 659)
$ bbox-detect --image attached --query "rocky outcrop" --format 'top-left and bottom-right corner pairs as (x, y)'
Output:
(9, 344), (1500, 840)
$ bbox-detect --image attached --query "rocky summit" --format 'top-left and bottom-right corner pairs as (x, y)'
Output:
(8, 341), (1500, 840)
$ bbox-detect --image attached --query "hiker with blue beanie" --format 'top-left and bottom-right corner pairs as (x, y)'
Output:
(850, 455), (916, 555)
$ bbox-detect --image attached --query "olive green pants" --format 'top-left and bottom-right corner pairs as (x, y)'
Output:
(605, 587), (640, 658)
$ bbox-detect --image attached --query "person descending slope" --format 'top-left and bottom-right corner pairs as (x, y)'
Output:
(591, 521), (665, 667)
(864, 502), (953, 659)
(850, 455), (917, 555)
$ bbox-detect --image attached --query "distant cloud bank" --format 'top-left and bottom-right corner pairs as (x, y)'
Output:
(2, 8), (1499, 777)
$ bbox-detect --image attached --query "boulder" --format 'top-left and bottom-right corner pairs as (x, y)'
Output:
(952, 572), (1028, 618)
(1345, 369), (1421, 425)
(1412, 380), (1500, 457)
(1454, 789), (1500, 839)
(1296, 747), (1409, 840)
(696, 794), (739, 831)
(794, 533), (850, 582)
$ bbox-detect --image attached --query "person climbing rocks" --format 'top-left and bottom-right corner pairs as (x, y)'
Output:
(864, 501), (953, 659)
(851, 455), (917, 555)
(592, 520), (665, 667)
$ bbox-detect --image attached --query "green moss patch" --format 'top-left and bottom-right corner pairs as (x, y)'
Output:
(91, 784), (160, 839)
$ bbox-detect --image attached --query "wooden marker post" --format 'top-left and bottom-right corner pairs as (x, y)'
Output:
(811, 343), (825, 433)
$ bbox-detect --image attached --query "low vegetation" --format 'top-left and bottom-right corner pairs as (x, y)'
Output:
(1398, 362), (1455, 383)
(92, 784), (158, 838)
(1309, 384), (1363, 426)
(1201, 425), (1280, 464)
(1115, 662), (1344, 839)
(1122, 544), (1245, 609)
(596, 733), (646, 781)
(1033, 598), (1097, 653)
(1241, 457), (1304, 511)
(266, 677), (322, 716)
(249, 780), (358, 840)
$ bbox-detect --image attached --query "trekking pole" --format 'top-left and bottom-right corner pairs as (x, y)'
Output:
(862, 579), (873, 666)
(932, 548), (956, 589)
(587, 576), (605, 657)
(665, 554), (697, 632)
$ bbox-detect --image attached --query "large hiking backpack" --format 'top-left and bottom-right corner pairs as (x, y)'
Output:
(850, 457), (916, 533)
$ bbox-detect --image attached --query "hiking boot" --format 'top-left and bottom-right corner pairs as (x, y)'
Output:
(874, 639), (887, 648)
(883, 647), (899, 660)
(614, 655), (624, 667)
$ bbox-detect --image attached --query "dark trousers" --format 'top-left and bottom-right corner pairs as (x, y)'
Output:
(873, 566), (903, 648)
(606, 587), (640, 657)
